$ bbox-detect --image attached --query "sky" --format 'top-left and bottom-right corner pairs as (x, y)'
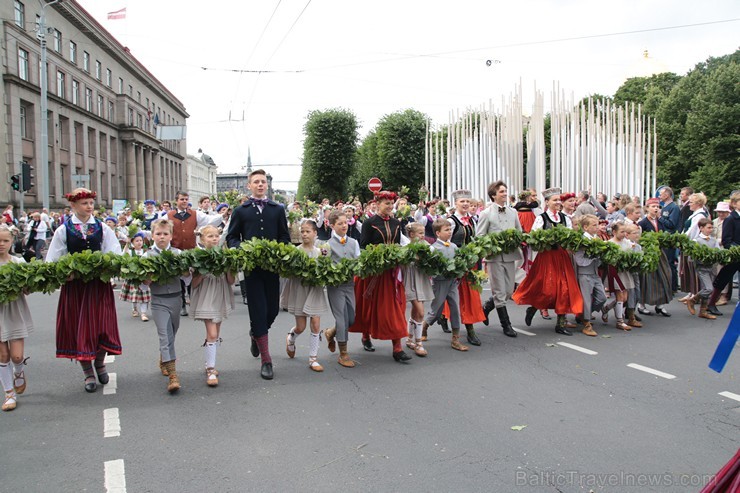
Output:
(76, 0), (739, 190)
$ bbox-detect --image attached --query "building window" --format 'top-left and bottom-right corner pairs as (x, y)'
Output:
(20, 105), (27, 139)
(69, 41), (77, 64)
(53, 29), (62, 53)
(88, 128), (96, 157)
(14, 1), (25, 28)
(18, 48), (29, 81)
(59, 116), (70, 149)
(106, 69), (112, 87)
(137, 91), (141, 103)
(99, 133), (107, 161)
(128, 85), (132, 96)
(97, 95), (104, 116)
(74, 122), (83, 152)
(108, 101), (114, 122)
(95, 60), (101, 80)
(72, 79), (79, 105)
(83, 51), (90, 72)
(137, 113), (143, 128)
(128, 108), (134, 126)
(56, 71), (65, 98)
(85, 88), (92, 112)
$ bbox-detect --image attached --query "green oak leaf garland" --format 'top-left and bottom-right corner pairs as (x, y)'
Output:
(0, 227), (737, 304)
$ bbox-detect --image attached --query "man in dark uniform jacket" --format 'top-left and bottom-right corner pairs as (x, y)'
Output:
(226, 169), (290, 380)
(658, 187), (681, 292)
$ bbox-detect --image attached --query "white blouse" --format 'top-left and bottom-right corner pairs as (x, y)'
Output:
(45, 215), (122, 262)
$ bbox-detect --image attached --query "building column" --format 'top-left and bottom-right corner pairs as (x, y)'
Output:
(144, 148), (154, 200)
(152, 150), (161, 201)
(136, 144), (145, 202)
(125, 141), (137, 204)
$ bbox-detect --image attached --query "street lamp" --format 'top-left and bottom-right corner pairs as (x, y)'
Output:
(37, 0), (63, 211)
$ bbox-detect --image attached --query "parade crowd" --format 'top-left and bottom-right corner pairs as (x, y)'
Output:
(1, 169), (738, 414)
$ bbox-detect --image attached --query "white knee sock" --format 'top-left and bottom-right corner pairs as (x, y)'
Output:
(288, 328), (299, 344)
(12, 359), (25, 377)
(204, 341), (218, 369)
(0, 363), (13, 392)
(614, 301), (625, 320)
(412, 320), (423, 341)
(139, 302), (148, 314)
(309, 332), (320, 358)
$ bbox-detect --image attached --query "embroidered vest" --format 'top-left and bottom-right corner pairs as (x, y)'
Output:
(167, 210), (197, 250)
(65, 218), (103, 253)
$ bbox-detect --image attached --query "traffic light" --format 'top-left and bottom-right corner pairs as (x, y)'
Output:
(21, 162), (34, 192)
(10, 174), (20, 191)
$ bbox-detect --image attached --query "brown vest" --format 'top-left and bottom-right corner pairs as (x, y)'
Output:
(167, 210), (197, 250)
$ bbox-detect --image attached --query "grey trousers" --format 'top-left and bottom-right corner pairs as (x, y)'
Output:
(578, 274), (607, 317)
(486, 259), (516, 308)
(425, 278), (461, 329)
(697, 266), (715, 299)
(151, 294), (181, 362)
(628, 273), (641, 308)
(327, 283), (355, 343)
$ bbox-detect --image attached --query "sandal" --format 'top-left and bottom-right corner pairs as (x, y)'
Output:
(13, 359), (27, 394)
(140, 313), (149, 322)
(286, 333), (296, 358)
(309, 357), (324, 372)
(406, 334), (417, 350)
(413, 341), (428, 357)
(206, 368), (219, 387)
(95, 364), (109, 385)
(2, 391), (17, 411)
(132, 310), (139, 318)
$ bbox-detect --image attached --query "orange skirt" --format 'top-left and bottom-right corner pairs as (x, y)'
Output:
(512, 248), (583, 315)
(443, 276), (485, 324)
(349, 269), (407, 340)
(518, 211), (536, 233)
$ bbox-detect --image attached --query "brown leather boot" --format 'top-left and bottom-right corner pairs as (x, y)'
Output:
(626, 308), (643, 327)
(159, 355), (169, 376)
(165, 361), (180, 393)
(324, 327), (336, 353)
(337, 342), (355, 368)
(698, 301), (717, 320)
(686, 294), (698, 316)
(582, 321), (597, 337)
(451, 334), (469, 352)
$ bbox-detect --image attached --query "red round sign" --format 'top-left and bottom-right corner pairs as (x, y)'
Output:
(368, 177), (383, 192)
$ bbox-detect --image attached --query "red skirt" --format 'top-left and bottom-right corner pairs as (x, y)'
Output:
(56, 279), (121, 361)
(518, 211), (536, 233)
(443, 276), (485, 324)
(349, 269), (407, 340)
(513, 248), (583, 315)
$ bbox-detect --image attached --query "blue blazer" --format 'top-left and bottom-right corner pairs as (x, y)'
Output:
(658, 202), (680, 234)
(226, 199), (290, 248)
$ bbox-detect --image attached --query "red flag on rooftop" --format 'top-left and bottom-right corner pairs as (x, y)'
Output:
(107, 8), (126, 20)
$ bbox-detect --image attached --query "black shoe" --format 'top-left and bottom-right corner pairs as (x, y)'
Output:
(250, 336), (260, 358)
(84, 377), (97, 393)
(466, 331), (482, 346)
(180, 306), (188, 317)
(482, 297), (495, 326)
(362, 339), (375, 352)
(242, 296), (248, 305)
(95, 367), (109, 385)
(439, 317), (451, 333)
(707, 305), (723, 316)
(392, 351), (412, 363)
(497, 307), (517, 337)
(655, 307), (671, 317)
(637, 307), (652, 316)
(260, 362), (273, 380)
(555, 327), (573, 336)
(525, 307), (537, 327)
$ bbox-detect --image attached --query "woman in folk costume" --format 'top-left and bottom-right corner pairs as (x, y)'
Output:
(678, 193), (709, 303)
(513, 187), (583, 335)
(349, 191), (412, 363)
(442, 189), (485, 346)
(46, 188), (123, 392)
(636, 198), (673, 316)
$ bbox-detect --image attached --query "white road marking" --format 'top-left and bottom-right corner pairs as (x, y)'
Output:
(627, 363), (676, 380)
(513, 327), (536, 336)
(718, 391), (740, 403)
(104, 408), (121, 438)
(104, 459), (127, 493)
(103, 373), (117, 395)
(104, 354), (115, 364)
(556, 342), (598, 355)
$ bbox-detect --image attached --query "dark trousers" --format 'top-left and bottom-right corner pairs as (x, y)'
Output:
(180, 280), (191, 308)
(714, 262), (740, 292)
(245, 268), (280, 337)
(664, 248), (678, 292)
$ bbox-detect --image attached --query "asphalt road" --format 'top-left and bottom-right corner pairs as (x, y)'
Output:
(2, 286), (738, 493)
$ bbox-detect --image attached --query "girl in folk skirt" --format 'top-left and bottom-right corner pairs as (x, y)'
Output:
(46, 188), (123, 393)
(0, 225), (33, 411)
(120, 232), (151, 321)
(601, 222), (635, 331)
(282, 220), (330, 372)
(190, 226), (235, 387)
(403, 223), (432, 356)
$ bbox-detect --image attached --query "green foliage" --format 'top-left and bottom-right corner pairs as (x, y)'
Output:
(613, 73), (681, 115)
(213, 190), (243, 209)
(298, 108), (359, 201)
(375, 109), (429, 202)
(348, 130), (379, 203)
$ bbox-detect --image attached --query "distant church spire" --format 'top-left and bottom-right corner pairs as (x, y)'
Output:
(246, 147), (252, 174)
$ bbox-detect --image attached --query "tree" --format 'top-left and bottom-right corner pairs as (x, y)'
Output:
(374, 109), (429, 201)
(297, 108), (358, 201)
(613, 73), (681, 116)
(347, 130), (379, 203)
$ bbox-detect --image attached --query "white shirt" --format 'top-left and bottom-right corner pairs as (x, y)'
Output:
(531, 210), (572, 231)
(46, 214), (122, 262)
(26, 219), (48, 238)
(685, 210), (707, 240)
(172, 209), (223, 229)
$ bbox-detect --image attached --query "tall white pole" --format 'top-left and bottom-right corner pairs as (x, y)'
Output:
(38, 0), (61, 210)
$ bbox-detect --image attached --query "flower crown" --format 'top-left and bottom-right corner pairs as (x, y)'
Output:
(65, 190), (97, 202)
(374, 191), (398, 202)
